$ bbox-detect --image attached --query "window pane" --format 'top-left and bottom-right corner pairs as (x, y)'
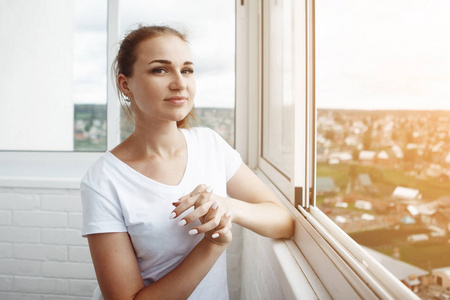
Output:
(262, 0), (294, 177)
(0, 0), (107, 151)
(118, 0), (235, 145)
(316, 1), (450, 297)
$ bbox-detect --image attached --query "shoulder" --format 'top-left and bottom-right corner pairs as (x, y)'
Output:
(81, 152), (117, 191)
(183, 126), (216, 138)
(183, 127), (225, 145)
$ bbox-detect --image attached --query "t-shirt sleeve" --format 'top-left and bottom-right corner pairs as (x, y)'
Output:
(209, 129), (242, 182)
(80, 182), (127, 237)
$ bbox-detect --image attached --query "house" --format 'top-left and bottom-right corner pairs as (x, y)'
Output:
(406, 203), (436, 225)
(429, 210), (450, 232)
(432, 267), (450, 290)
(354, 200), (372, 210)
(316, 177), (338, 195)
(358, 150), (376, 165)
(354, 173), (374, 193)
(328, 152), (352, 164)
(392, 186), (422, 203)
(362, 246), (428, 293)
(392, 144), (404, 159)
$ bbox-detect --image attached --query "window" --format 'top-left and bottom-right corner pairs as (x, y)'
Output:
(0, 0), (107, 152)
(255, 0), (432, 298)
(315, 1), (450, 298)
(0, 0), (235, 183)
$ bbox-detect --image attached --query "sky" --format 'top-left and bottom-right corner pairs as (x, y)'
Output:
(316, 0), (450, 110)
(73, 0), (450, 110)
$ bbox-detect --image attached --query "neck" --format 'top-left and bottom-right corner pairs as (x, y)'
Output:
(130, 119), (185, 158)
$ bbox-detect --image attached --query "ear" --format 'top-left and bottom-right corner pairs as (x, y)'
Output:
(117, 74), (132, 98)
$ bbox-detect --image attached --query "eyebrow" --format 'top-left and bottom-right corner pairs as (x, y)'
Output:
(148, 59), (194, 65)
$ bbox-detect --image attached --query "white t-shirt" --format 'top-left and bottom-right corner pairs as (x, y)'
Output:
(81, 127), (242, 300)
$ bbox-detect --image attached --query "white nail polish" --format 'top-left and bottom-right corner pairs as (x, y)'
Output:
(206, 185), (213, 193)
(178, 219), (187, 226)
(212, 233), (219, 239)
(212, 201), (218, 210)
(189, 229), (198, 235)
(169, 212), (176, 220)
(225, 211), (231, 218)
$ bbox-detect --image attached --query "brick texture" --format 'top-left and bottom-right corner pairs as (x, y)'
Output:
(0, 186), (96, 298)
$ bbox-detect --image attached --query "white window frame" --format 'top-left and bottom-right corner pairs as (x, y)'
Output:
(236, 0), (420, 298)
(0, 0), (120, 189)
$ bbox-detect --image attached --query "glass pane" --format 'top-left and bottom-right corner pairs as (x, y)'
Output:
(118, 0), (235, 145)
(316, 1), (450, 298)
(262, 0), (294, 177)
(0, 0), (107, 151)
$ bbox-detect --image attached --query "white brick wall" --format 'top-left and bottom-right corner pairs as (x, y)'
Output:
(0, 186), (96, 299)
(239, 229), (287, 300)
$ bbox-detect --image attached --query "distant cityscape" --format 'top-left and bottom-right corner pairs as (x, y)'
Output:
(74, 105), (450, 299)
(316, 109), (450, 299)
(73, 104), (234, 151)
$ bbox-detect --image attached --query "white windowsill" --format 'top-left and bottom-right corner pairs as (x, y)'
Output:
(0, 151), (103, 189)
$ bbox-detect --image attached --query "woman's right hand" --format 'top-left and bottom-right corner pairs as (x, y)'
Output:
(200, 202), (232, 245)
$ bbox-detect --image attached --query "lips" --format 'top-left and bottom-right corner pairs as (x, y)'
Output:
(164, 96), (188, 105)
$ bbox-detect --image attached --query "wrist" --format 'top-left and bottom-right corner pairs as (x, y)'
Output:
(199, 238), (228, 253)
(220, 196), (240, 224)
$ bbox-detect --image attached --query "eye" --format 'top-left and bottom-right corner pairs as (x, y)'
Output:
(181, 68), (194, 75)
(152, 68), (167, 74)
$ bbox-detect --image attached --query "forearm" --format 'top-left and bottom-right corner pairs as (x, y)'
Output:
(223, 197), (294, 239)
(134, 239), (226, 300)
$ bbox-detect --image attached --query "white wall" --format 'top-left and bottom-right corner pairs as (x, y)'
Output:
(0, 0), (74, 151)
(0, 186), (96, 299)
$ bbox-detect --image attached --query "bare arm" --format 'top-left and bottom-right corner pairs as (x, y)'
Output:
(224, 163), (294, 239)
(173, 164), (294, 239)
(88, 197), (231, 300)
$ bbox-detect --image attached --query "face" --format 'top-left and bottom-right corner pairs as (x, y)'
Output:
(119, 34), (196, 126)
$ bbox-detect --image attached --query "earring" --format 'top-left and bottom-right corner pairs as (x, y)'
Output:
(125, 97), (131, 103)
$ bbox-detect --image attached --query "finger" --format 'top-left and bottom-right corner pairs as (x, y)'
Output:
(202, 200), (219, 223)
(170, 193), (200, 219)
(171, 189), (211, 219)
(192, 213), (221, 234)
(174, 184), (207, 204)
(189, 184), (208, 197)
(211, 226), (231, 239)
(215, 211), (231, 230)
(178, 201), (213, 226)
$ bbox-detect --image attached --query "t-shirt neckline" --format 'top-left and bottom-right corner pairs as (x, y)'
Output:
(105, 129), (192, 190)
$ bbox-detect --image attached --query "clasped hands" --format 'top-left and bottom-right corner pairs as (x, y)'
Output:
(170, 184), (232, 245)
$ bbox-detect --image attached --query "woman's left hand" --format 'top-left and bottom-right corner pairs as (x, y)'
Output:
(170, 184), (230, 227)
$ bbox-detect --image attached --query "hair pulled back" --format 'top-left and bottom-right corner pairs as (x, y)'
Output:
(112, 25), (197, 128)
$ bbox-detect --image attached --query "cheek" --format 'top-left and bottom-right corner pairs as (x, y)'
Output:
(189, 79), (196, 97)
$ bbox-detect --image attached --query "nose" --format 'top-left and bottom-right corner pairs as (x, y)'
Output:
(169, 72), (187, 91)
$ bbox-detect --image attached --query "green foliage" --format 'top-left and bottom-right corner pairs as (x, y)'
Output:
(351, 229), (450, 269)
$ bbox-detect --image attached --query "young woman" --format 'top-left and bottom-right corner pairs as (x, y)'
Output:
(81, 25), (294, 300)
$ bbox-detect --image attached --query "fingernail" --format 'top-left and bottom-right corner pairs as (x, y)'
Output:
(169, 212), (176, 220)
(178, 219), (187, 226)
(212, 233), (219, 239)
(206, 185), (213, 193)
(212, 201), (218, 210)
(225, 211), (231, 218)
(189, 229), (198, 235)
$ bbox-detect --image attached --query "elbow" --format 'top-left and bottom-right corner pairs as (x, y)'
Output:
(279, 217), (295, 239)
(268, 216), (294, 239)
